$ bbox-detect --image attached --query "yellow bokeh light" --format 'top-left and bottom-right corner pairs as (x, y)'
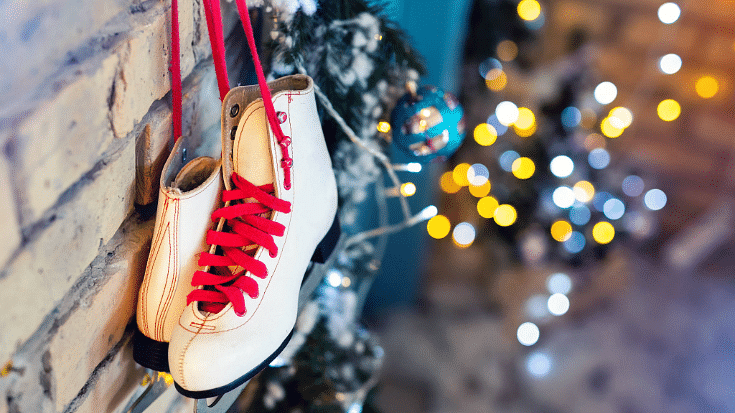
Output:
(377, 121), (391, 133)
(517, 0), (541, 21)
(427, 215), (451, 239)
(474, 123), (498, 146)
(515, 107), (536, 130)
(657, 99), (681, 121)
(550, 220), (573, 242)
(485, 69), (507, 91)
(514, 123), (537, 137)
(469, 180), (492, 198)
(584, 133), (606, 150)
(494, 204), (517, 226)
(477, 196), (499, 218)
(453, 163), (471, 186)
(400, 182), (416, 197)
(512, 157), (535, 179)
(573, 181), (595, 203)
(600, 117), (624, 138)
(497, 40), (519, 62)
(592, 221), (615, 244)
(695, 76), (719, 98)
(609, 107), (633, 128)
(421, 108), (432, 117)
(440, 171), (461, 194)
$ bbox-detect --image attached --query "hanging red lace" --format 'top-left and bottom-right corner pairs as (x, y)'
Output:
(187, 173), (292, 316)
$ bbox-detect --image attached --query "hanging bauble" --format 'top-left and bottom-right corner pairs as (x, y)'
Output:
(390, 82), (466, 163)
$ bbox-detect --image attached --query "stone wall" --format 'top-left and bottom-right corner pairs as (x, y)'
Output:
(0, 1), (241, 411)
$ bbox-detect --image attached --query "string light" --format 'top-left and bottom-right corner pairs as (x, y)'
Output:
(550, 220), (573, 242)
(512, 157), (536, 179)
(592, 221), (615, 244)
(477, 196), (499, 218)
(695, 75), (719, 98)
(657, 99), (681, 121)
(440, 171), (461, 194)
(400, 182), (416, 197)
(494, 204), (517, 226)
(377, 121), (391, 133)
(658, 2), (681, 24)
(427, 215), (451, 239)
(473, 123), (498, 146)
(659, 53), (682, 74)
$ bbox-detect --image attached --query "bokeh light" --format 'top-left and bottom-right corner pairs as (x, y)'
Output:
(695, 75), (719, 99)
(658, 2), (681, 24)
(550, 155), (575, 178)
(474, 123), (498, 146)
(514, 123), (537, 138)
(512, 157), (536, 179)
(400, 182), (416, 197)
(553, 186), (575, 208)
(440, 171), (461, 194)
(467, 163), (490, 186)
(525, 295), (550, 320)
(603, 198), (625, 220)
(477, 196), (499, 218)
(592, 221), (615, 244)
(499, 150), (520, 172)
(517, 322), (540, 346)
(453, 163), (471, 186)
(469, 180), (492, 198)
(561, 106), (582, 128)
(526, 352), (552, 378)
(550, 220), (573, 242)
(657, 99), (681, 121)
(406, 162), (422, 173)
(592, 191), (612, 212)
(622, 175), (645, 197)
(427, 215), (451, 239)
(547, 273), (573, 294)
(497, 40), (519, 61)
(453, 222), (476, 247)
(584, 133), (607, 150)
(548, 293), (570, 316)
(581, 108), (597, 129)
(573, 181), (595, 203)
(517, 0), (542, 21)
(377, 121), (391, 133)
(644, 189), (667, 210)
(588, 148), (611, 169)
(487, 114), (509, 136)
(515, 107), (536, 130)
(594, 82), (617, 105)
(478, 58), (502, 78)
(569, 205), (591, 225)
(564, 231), (586, 253)
(600, 117), (624, 138)
(485, 69), (508, 91)
(609, 107), (633, 128)
(494, 204), (518, 226)
(496, 101), (520, 126)
(659, 53), (682, 74)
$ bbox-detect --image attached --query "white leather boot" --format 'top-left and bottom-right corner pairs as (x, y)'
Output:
(168, 74), (339, 397)
(134, 134), (223, 372)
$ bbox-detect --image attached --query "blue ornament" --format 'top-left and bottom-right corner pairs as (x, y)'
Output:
(390, 84), (466, 163)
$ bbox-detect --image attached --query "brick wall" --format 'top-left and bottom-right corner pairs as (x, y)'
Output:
(0, 1), (241, 411)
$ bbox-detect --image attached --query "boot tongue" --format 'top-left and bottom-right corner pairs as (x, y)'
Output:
(233, 104), (275, 187)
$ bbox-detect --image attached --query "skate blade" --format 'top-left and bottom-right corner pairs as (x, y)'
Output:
(122, 369), (174, 413)
(193, 379), (250, 413)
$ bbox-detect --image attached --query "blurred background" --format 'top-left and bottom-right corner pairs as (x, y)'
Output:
(358, 0), (735, 412)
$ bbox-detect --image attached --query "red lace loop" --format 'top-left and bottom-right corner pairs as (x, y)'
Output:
(187, 172), (292, 316)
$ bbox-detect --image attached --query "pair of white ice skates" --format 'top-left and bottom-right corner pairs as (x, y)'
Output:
(133, 74), (339, 398)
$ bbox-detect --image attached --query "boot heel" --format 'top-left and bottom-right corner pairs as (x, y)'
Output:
(133, 328), (170, 372)
(311, 215), (340, 264)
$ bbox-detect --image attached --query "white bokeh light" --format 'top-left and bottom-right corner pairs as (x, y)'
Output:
(525, 294), (550, 320)
(547, 293), (570, 316)
(326, 269), (342, 288)
(659, 53), (682, 74)
(453, 222), (477, 246)
(658, 2), (681, 24)
(553, 186), (575, 209)
(547, 273), (573, 295)
(517, 322), (540, 346)
(594, 82), (617, 105)
(496, 101), (520, 126)
(644, 189), (667, 211)
(550, 155), (574, 178)
(467, 163), (490, 186)
(526, 352), (552, 378)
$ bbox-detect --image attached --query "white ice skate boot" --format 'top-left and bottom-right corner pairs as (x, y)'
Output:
(169, 74), (339, 397)
(134, 134), (223, 372)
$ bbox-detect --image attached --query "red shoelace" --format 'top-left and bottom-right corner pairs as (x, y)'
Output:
(187, 173), (292, 316)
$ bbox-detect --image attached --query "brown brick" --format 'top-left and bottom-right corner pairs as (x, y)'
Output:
(0, 154), (21, 268)
(73, 340), (146, 413)
(0, 137), (135, 363)
(15, 53), (119, 225)
(49, 218), (153, 411)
